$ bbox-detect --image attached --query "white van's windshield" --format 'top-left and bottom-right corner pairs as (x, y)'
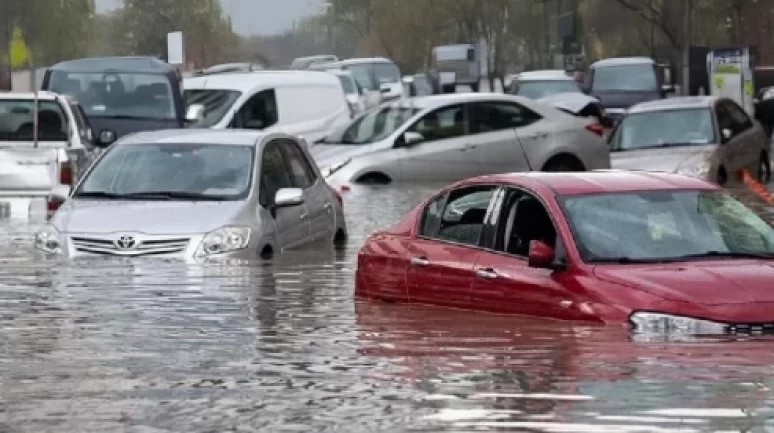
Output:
(48, 71), (176, 120)
(184, 89), (242, 128)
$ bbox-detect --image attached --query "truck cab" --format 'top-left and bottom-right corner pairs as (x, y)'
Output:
(430, 44), (481, 93)
(0, 92), (104, 219)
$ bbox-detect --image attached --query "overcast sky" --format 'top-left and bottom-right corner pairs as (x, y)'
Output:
(94, 0), (324, 35)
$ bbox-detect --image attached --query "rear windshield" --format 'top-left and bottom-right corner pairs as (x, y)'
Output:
(515, 80), (580, 99)
(47, 71), (177, 120)
(591, 64), (658, 92)
(0, 100), (68, 141)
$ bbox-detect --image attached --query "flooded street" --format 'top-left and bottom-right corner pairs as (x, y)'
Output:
(3, 183), (774, 433)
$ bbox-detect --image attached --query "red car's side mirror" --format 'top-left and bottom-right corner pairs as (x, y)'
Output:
(528, 240), (556, 269)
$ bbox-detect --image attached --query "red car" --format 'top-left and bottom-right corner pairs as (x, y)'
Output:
(355, 171), (774, 333)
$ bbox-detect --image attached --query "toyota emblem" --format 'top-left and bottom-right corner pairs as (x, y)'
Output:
(115, 235), (137, 250)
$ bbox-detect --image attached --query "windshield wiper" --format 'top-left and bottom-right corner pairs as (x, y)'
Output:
(588, 256), (672, 264)
(121, 191), (232, 201)
(669, 251), (774, 261)
(75, 191), (231, 201)
(74, 191), (129, 199)
(92, 114), (173, 121)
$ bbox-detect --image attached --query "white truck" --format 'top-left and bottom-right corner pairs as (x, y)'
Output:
(0, 91), (103, 219)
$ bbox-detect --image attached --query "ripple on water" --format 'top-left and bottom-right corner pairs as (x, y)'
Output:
(2, 183), (774, 432)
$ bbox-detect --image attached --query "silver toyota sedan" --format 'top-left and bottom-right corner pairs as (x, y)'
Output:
(34, 129), (347, 260)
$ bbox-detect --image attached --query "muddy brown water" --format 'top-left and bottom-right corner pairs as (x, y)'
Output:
(2, 183), (774, 433)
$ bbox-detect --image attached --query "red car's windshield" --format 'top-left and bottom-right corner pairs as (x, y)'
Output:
(560, 190), (774, 263)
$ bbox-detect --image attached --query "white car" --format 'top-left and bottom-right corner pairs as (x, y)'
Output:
(0, 91), (102, 219)
(509, 70), (581, 99)
(331, 70), (368, 117)
(183, 71), (351, 144)
(311, 93), (611, 187)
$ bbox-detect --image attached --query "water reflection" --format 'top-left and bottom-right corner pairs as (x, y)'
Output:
(1, 184), (774, 432)
(355, 301), (774, 432)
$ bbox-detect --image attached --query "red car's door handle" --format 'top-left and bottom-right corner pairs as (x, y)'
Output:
(410, 256), (430, 267)
(475, 268), (499, 280)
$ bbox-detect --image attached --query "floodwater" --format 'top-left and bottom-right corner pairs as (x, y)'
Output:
(3, 183), (774, 433)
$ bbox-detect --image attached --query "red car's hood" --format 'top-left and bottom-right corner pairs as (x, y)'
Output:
(593, 260), (774, 305)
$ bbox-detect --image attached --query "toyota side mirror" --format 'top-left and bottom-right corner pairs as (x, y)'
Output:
(403, 131), (424, 146)
(185, 104), (206, 123)
(274, 188), (304, 208)
(98, 129), (116, 147)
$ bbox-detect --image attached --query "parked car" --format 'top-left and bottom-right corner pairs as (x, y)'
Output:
(290, 55), (339, 70)
(402, 74), (434, 97)
(331, 70), (368, 117)
(41, 56), (185, 144)
(35, 129), (347, 259)
(582, 57), (674, 124)
(183, 71), (351, 143)
(356, 170), (774, 332)
(538, 92), (612, 129)
(311, 93), (610, 186)
(310, 58), (404, 102)
(508, 70), (581, 99)
(609, 96), (771, 185)
(0, 91), (103, 219)
(196, 62), (264, 76)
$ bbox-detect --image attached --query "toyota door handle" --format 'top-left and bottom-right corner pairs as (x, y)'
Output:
(460, 144), (477, 152)
(300, 213), (309, 220)
(323, 202), (332, 211)
(475, 268), (499, 280)
(410, 256), (430, 267)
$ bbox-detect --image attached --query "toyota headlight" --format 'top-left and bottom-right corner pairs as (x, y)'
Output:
(320, 158), (352, 178)
(630, 312), (727, 335)
(34, 225), (63, 254)
(676, 161), (710, 179)
(196, 227), (251, 256)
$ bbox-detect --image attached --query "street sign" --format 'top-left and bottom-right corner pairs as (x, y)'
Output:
(167, 31), (184, 65)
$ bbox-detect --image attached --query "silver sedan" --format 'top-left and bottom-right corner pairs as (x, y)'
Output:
(609, 96), (771, 185)
(34, 129), (347, 261)
(312, 93), (611, 187)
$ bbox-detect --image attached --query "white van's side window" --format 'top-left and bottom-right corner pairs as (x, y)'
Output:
(231, 89), (278, 130)
(277, 86), (345, 124)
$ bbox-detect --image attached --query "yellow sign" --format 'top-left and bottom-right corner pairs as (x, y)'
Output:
(650, 226), (663, 240)
(744, 81), (754, 96)
(9, 27), (30, 69)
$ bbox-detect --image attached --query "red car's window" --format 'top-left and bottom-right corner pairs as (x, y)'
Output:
(493, 189), (558, 257)
(420, 186), (496, 247)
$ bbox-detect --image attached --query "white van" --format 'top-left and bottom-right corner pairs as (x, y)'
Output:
(310, 58), (404, 102)
(183, 71), (351, 143)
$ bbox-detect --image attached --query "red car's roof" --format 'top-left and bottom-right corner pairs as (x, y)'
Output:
(460, 170), (720, 196)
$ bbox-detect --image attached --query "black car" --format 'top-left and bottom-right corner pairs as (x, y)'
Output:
(42, 56), (186, 146)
